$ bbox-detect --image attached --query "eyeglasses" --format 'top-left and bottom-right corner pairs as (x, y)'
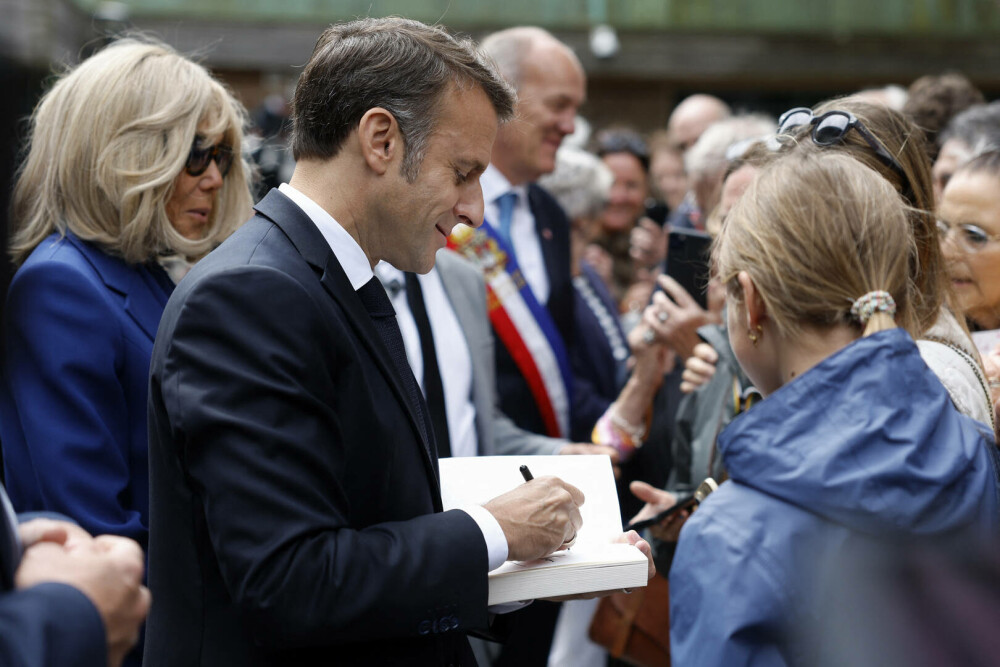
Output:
(936, 218), (1000, 253)
(185, 138), (234, 178)
(777, 107), (913, 201)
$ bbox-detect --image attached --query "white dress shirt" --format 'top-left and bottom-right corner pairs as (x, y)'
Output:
(277, 183), (508, 570)
(480, 165), (550, 304)
(373, 262), (478, 459)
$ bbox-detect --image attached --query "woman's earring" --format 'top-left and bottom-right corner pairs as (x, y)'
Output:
(748, 325), (763, 346)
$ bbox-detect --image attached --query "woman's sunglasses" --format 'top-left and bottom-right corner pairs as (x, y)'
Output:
(185, 138), (234, 178)
(937, 218), (1000, 253)
(777, 107), (913, 201)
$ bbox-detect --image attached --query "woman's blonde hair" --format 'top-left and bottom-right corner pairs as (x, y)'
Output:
(10, 38), (253, 266)
(715, 151), (918, 340)
(780, 98), (944, 335)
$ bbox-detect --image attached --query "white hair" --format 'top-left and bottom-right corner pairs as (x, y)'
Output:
(685, 113), (777, 180)
(538, 147), (613, 220)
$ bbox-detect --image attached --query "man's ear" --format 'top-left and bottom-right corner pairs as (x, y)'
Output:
(737, 271), (767, 330)
(357, 107), (400, 176)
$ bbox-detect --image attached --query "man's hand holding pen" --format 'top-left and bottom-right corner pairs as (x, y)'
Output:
(483, 470), (585, 562)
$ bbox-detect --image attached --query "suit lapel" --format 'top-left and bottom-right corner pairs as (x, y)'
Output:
(528, 184), (562, 299)
(66, 234), (171, 342)
(253, 190), (442, 502)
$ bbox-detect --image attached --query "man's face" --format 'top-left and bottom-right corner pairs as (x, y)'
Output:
(379, 85), (498, 274)
(492, 42), (585, 185)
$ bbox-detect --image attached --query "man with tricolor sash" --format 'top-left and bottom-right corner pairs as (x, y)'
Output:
(449, 27), (608, 446)
(447, 26), (611, 665)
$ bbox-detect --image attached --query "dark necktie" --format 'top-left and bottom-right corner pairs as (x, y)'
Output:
(356, 277), (434, 456)
(404, 273), (452, 458)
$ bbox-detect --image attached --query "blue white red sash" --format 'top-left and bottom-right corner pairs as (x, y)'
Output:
(448, 222), (572, 438)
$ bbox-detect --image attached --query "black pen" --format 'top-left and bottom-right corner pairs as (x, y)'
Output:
(519, 464), (534, 482)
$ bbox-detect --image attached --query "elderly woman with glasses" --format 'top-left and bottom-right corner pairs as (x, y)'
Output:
(938, 150), (1000, 424)
(938, 150), (1000, 332)
(0, 38), (251, 584)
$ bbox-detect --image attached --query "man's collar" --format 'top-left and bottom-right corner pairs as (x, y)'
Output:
(278, 182), (373, 290)
(482, 164), (529, 207)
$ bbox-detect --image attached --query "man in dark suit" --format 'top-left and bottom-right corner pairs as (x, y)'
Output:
(144, 18), (648, 667)
(476, 28), (609, 444)
(0, 486), (148, 667)
(472, 27), (614, 666)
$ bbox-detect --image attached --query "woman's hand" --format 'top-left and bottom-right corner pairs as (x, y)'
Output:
(628, 481), (690, 543)
(640, 275), (719, 361)
(680, 343), (720, 393)
(629, 217), (667, 271)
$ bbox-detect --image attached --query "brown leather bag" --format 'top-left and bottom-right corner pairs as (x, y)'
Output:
(588, 571), (671, 667)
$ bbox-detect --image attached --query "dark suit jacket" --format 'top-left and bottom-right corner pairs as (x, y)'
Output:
(145, 189), (490, 666)
(0, 491), (106, 667)
(493, 184), (609, 442)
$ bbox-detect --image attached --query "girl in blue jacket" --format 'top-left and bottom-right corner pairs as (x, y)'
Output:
(669, 150), (1000, 666)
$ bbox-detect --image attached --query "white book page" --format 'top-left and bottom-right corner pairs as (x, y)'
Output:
(439, 455), (625, 550)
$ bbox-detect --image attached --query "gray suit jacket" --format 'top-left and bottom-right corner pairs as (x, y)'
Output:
(435, 249), (563, 457)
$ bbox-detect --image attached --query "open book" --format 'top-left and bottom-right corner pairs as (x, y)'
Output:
(439, 455), (649, 606)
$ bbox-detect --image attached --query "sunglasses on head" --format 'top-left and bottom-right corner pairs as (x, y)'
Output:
(185, 137), (234, 178)
(936, 218), (1000, 253)
(777, 107), (913, 201)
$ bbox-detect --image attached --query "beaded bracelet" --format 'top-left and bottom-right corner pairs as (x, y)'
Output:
(591, 406), (647, 462)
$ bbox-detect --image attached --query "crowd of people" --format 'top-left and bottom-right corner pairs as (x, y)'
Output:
(0, 15), (998, 667)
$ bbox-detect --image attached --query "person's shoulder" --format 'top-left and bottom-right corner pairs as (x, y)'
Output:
(435, 247), (481, 282)
(681, 480), (820, 572)
(527, 183), (570, 222)
(18, 232), (102, 277)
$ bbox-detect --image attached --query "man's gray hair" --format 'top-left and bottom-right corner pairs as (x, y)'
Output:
(291, 17), (516, 181)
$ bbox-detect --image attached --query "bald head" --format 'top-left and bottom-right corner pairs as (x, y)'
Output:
(482, 27), (587, 184)
(667, 94), (731, 153)
(482, 26), (568, 91)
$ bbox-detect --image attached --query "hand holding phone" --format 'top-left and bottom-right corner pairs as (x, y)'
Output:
(626, 478), (718, 532)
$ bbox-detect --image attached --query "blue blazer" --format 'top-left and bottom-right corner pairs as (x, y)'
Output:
(0, 232), (174, 550)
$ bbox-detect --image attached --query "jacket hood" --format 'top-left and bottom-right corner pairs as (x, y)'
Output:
(720, 328), (998, 537)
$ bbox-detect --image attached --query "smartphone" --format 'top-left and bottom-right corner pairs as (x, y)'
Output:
(626, 478), (718, 531)
(665, 228), (712, 310)
(627, 493), (696, 531)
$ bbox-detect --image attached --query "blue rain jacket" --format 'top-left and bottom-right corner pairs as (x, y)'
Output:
(669, 329), (999, 666)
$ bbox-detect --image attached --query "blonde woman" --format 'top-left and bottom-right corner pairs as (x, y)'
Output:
(0, 39), (251, 572)
(668, 151), (998, 665)
(680, 100), (996, 431)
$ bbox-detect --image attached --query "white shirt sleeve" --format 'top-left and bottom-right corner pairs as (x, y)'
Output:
(459, 503), (535, 614)
(459, 504), (508, 571)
